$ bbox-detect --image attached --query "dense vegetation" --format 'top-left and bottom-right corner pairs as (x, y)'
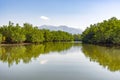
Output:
(0, 21), (81, 43)
(82, 17), (120, 45)
(73, 34), (81, 41)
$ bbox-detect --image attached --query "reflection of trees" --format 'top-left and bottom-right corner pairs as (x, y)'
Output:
(0, 45), (45, 67)
(44, 42), (73, 53)
(82, 44), (120, 72)
(0, 42), (78, 67)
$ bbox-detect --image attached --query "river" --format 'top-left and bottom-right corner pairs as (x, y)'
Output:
(0, 42), (120, 80)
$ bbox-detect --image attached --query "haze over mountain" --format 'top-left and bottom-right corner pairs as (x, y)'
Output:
(39, 25), (82, 34)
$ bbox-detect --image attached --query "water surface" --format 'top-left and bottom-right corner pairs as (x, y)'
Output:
(0, 42), (120, 80)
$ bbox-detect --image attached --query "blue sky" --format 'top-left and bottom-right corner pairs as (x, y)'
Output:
(1, 0), (120, 30)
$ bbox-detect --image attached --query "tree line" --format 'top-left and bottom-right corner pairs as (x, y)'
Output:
(82, 17), (120, 45)
(0, 21), (81, 43)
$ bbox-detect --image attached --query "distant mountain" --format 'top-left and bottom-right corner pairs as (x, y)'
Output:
(39, 25), (82, 34)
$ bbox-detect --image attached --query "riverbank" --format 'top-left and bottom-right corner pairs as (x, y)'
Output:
(82, 42), (120, 48)
(0, 41), (82, 46)
(0, 43), (32, 46)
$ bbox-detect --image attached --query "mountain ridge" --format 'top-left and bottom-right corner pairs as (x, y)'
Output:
(39, 25), (82, 34)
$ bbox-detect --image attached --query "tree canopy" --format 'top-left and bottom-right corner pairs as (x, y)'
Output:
(0, 21), (80, 43)
(82, 17), (120, 45)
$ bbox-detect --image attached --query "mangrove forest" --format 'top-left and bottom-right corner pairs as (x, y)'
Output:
(0, 21), (81, 43)
(82, 17), (120, 45)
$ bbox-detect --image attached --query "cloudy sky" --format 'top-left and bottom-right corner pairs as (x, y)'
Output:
(0, 0), (120, 30)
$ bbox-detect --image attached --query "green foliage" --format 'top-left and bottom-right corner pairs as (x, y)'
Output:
(73, 34), (81, 41)
(11, 24), (26, 43)
(30, 28), (44, 43)
(0, 22), (26, 43)
(43, 29), (73, 42)
(0, 22), (74, 43)
(82, 17), (120, 45)
(0, 34), (2, 43)
(51, 30), (73, 42)
(42, 29), (53, 42)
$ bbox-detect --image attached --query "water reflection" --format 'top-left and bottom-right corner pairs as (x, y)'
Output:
(1, 42), (120, 72)
(0, 42), (80, 67)
(82, 44), (120, 72)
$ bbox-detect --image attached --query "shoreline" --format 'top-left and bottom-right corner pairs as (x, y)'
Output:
(0, 41), (82, 46)
(82, 43), (120, 48)
(0, 43), (32, 46)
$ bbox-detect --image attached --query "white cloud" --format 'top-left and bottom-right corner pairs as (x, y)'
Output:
(40, 59), (48, 64)
(40, 16), (49, 20)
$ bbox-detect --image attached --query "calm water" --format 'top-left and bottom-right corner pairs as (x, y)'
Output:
(0, 42), (120, 80)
